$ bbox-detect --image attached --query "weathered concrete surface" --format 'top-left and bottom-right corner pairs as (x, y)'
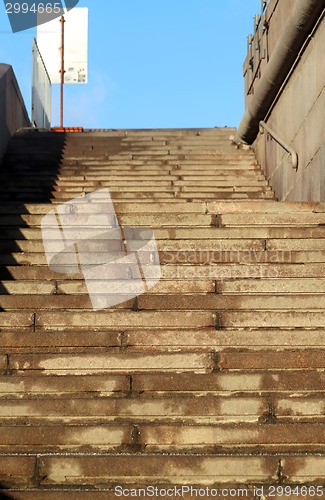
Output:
(0, 64), (30, 162)
(0, 128), (324, 492)
(252, 7), (325, 200)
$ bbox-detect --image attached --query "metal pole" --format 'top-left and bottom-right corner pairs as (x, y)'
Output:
(60, 15), (65, 129)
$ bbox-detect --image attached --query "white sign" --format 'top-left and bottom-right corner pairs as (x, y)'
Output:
(37, 8), (88, 84)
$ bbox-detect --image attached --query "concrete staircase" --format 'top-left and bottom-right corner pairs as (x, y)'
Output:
(0, 128), (324, 497)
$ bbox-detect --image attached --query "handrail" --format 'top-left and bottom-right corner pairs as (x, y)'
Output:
(259, 121), (298, 170)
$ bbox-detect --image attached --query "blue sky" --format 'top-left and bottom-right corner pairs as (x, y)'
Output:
(0, 1), (261, 129)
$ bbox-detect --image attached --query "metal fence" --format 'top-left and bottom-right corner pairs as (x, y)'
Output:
(32, 38), (52, 128)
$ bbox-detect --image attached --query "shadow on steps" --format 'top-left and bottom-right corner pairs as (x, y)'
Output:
(0, 130), (67, 311)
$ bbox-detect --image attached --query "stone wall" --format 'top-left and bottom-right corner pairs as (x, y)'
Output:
(0, 64), (30, 162)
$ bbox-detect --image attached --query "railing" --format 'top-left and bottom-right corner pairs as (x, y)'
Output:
(32, 38), (52, 128)
(259, 121), (298, 170)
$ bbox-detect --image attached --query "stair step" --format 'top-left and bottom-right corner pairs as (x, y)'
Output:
(220, 213), (325, 225)
(0, 396), (268, 422)
(65, 278), (325, 295)
(0, 179), (269, 188)
(0, 370), (323, 395)
(161, 263), (325, 278)
(56, 164), (260, 171)
(0, 200), (322, 215)
(207, 200), (325, 213)
(2, 228), (325, 247)
(0, 454), (324, 489)
(137, 423), (325, 451)
(219, 278), (325, 294)
(5, 349), (325, 374)
(0, 192), (274, 201)
(0, 423), (324, 454)
(1, 263), (325, 280)
(220, 311), (325, 328)
(2, 293), (325, 311)
(0, 202), (207, 214)
(0, 213), (214, 227)
(136, 294), (325, 310)
(126, 328), (325, 348)
(24, 454), (325, 485)
(34, 310), (217, 330)
(0, 329), (323, 350)
(0, 279), (215, 295)
(0, 394), (323, 425)
(10, 245), (325, 265)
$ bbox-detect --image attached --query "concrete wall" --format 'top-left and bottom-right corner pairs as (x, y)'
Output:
(244, 0), (297, 112)
(241, 0), (324, 201)
(0, 64), (30, 162)
(253, 13), (324, 201)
